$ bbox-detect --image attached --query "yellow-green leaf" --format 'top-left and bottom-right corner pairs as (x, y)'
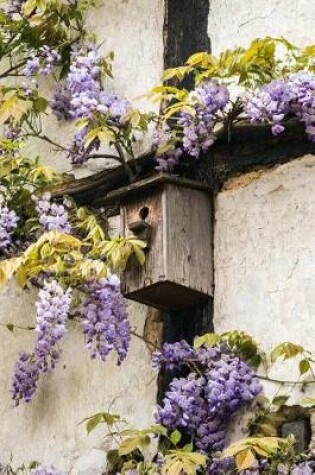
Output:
(235, 449), (256, 471)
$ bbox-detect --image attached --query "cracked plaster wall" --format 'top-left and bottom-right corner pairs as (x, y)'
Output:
(209, 1), (315, 430)
(214, 155), (315, 406)
(26, 0), (164, 177)
(0, 215), (161, 473)
(208, 0), (315, 53)
(0, 1), (164, 472)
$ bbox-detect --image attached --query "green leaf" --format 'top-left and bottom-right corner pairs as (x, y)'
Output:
(235, 449), (256, 471)
(182, 443), (193, 452)
(186, 52), (212, 66)
(106, 449), (120, 466)
(272, 395), (290, 407)
(302, 398), (315, 406)
(82, 412), (121, 434)
(147, 424), (168, 436)
(6, 323), (14, 333)
(0, 257), (22, 286)
(170, 430), (181, 446)
(119, 435), (151, 456)
(33, 96), (48, 113)
(194, 333), (220, 348)
(270, 342), (304, 362)
(299, 359), (311, 375)
(185, 452), (207, 466)
(0, 95), (28, 124)
(22, 0), (39, 15)
(86, 413), (102, 434)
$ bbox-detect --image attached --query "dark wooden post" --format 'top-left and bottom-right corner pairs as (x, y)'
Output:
(158, 0), (213, 401)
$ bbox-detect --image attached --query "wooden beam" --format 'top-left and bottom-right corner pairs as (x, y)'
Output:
(52, 120), (315, 205)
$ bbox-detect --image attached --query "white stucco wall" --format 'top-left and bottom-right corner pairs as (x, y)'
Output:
(27, 0), (164, 176)
(214, 155), (315, 404)
(4, 0), (315, 468)
(0, 2), (165, 471)
(0, 284), (158, 473)
(208, 0), (315, 54)
(209, 1), (315, 404)
(0, 210), (162, 472)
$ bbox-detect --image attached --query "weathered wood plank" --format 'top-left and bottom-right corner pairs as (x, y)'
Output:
(51, 121), (315, 205)
(121, 180), (213, 309)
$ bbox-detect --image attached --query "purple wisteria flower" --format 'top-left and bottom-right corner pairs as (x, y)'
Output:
(153, 126), (183, 173)
(67, 47), (102, 120)
(24, 46), (61, 77)
(66, 126), (101, 164)
(80, 275), (130, 365)
(11, 351), (40, 405)
(288, 71), (315, 142)
(34, 280), (72, 371)
(51, 85), (72, 121)
(97, 92), (131, 122)
(49, 45), (133, 163)
(243, 71), (315, 141)
(244, 79), (293, 135)
(152, 340), (196, 370)
(153, 342), (262, 452)
(207, 456), (235, 475)
(291, 460), (315, 475)
(11, 280), (71, 405)
(34, 192), (71, 233)
(65, 47), (132, 123)
(4, 125), (22, 141)
(0, 204), (19, 250)
(179, 80), (229, 157)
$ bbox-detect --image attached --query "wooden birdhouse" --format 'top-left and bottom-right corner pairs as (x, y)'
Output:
(107, 174), (213, 310)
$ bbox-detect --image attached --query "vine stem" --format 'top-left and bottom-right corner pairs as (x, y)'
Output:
(26, 132), (67, 152)
(0, 59), (27, 79)
(87, 153), (122, 161)
(258, 374), (315, 385)
(0, 322), (34, 331)
(130, 330), (159, 351)
(115, 142), (135, 182)
(25, 120), (67, 151)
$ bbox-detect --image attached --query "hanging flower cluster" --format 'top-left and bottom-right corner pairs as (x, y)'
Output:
(50, 45), (134, 164)
(0, 204), (19, 250)
(80, 275), (131, 364)
(11, 274), (131, 405)
(244, 72), (315, 141)
(33, 193), (72, 234)
(208, 456), (315, 475)
(10, 268), (133, 406)
(11, 280), (72, 405)
(153, 70), (315, 172)
(179, 81), (230, 157)
(153, 341), (262, 452)
(24, 46), (61, 77)
(153, 80), (229, 172)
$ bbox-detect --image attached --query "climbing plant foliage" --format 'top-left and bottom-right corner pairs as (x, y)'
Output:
(0, 1), (315, 474)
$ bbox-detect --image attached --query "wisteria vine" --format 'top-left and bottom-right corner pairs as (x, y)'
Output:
(152, 341), (262, 452)
(1, 3), (315, 473)
(153, 71), (315, 172)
